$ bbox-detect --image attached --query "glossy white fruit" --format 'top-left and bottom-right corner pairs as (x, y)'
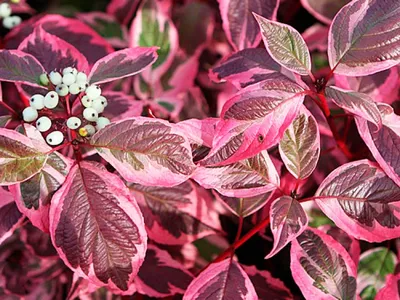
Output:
(83, 108), (98, 121)
(76, 72), (87, 84)
(83, 124), (96, 136)
(44, 91), (59, 109)
(36, 116), (52, 132)
(39, 73), (49, 86)
(95, 96), (107, 107)
(3, 16), (21, 29)
(96, 117), (110, 130)
(81, 95), (92, 108)
(69, 83), (80, 95)
(56, 84), (69, 96)
(91, 98), (104, 113)
(66, 116), (81, 130)
(85, 85), (101, 100)
(62, 73), (76, 85)
(0, 3), (11, 18)
(49, 71), (62, 85)
(62, 67), (77, 75)
(29, 94), (45, 110)
(22, 107), (38, 122)
(46, 131), (64, 146)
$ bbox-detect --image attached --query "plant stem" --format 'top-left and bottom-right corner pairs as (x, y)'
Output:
(0, 101), (18, 118)
(46, 141), (72, 154)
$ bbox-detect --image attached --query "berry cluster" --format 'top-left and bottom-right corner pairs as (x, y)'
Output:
(22, 67), (110, 146)
(0, 1), (21, 29)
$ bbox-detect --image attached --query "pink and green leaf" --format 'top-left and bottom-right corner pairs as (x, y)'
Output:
(300, 0), (351, 25)
(290, 227), (357, 299)
(316, 159), (400, 242)
(328, 0), (400, 76)
(218, 0), (279, 51)
(101, 91), (143, 121)
(49, 161), (147, 292)
(183, 259), (257, 300)
(91, 117), (196, 187)
(0, 187), (23, 245)
(375, 274), (400, 300)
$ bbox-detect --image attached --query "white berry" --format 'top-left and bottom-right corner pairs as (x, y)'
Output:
(22, 107), (38, 122)
(3, 16), (21, 29)
(0, 3), (11, 18)
(39, 73), (49, 86)
(69, 83), (80, 95)
(85, 85), (101, 100)
(91, 98), (104, 113)
(96, 117), (110, 130)
(66, 116), (81, 130)
(56, 84), (69, 96)
(46, 131), (64, 146)
(83, 108), (98, 122)
(62, 73), (76, 85)
(81, 96), (92, 108)
(95, 96), (107, 107)
(76, 72), (87, 84)
(44, 91), (59, 109)
(84, 124), (96, 136)
(62, 67), (77, 75)
(78, 83), (87, 92)
(49, 71), (62, 85)
(36, 116), (52, 132)
(29, 94), (45, 110)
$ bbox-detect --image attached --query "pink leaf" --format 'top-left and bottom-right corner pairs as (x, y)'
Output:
(290, 227), (357, 299)
(20, 223), (58, 257)
(130, 0), (179, 84)
(0, 187), (23, 245)
(0, 128), (48, 185)
(218, 0), (279, 51)
(243, 266), (293, 299)
(5, 15), (114, 66)
(315, 159), (400, 242)
(49, 161), (147, 293)
(91, 117), (196, 187)
(183, 259), (257, 300)
(254, 13), (311, 76)
(134, 244), (194, 297)
(10, 152), (72, 232)
(328, 0), (400, 76)
(101, 91), (143, 121)
(300, 0), (351, 25)
(355, 104), (400, 187)
(201, 81), (305, 166)
(129, 180), (220, 245)
(375, 274), (400, 300)
(106, 0), (141, 25)
(279, 107), (320, 179)
(210, 48), (298, 89)
(325, 86), (382, 129)
(88, 47), (158, 85)
(193, 151), (279, 198)
(0, 50), (44, 87)
(266, 196), (308, 259)
(334, 67), (399, 104)
(302, 24), (329, 52)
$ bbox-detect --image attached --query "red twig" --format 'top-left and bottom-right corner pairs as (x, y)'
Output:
(46, 141), (72, 154)
(0, 101), (18, 118)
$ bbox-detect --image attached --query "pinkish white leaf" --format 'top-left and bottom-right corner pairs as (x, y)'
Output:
(290, 227), (357, 299)
(91, 117), (196, 187)
(130, 0), (179, 84)
(129, 181), (220, 245)
(88, 47), (158, 85)
(175, 118), (218, 148)
(201, 80), (305, 166)
(193, 151), (279, 198)
(0, 50), (44, 87)
(279, 107), (320, 179)
(300, 0), (351, 25)
(10, 152), (72, 232)
(254, 14), (311, 76)
(0, 128), (48, 185)
(243, 266), (293, 299)
(266, 196), (308, 259)
(375, 274), (400, 300)
(355, 104), (400, 187)
(134, 244), (194, 297)
(218, 0), (279, 51)
(0, 187), (23, 245)
(302, 24), (329, 52)
(183, 259), (257, 300)
(328, 0), (400, 76)
(101, 91), (143, 121)
(325, 86), (382, 129)
(316, 159), (400, 242)
(49, 161), (147, 293)
(106, 0), (141, 25)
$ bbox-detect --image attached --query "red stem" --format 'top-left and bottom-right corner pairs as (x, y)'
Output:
(46, 141), (72, 154)
(0, 101), (18, 118)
